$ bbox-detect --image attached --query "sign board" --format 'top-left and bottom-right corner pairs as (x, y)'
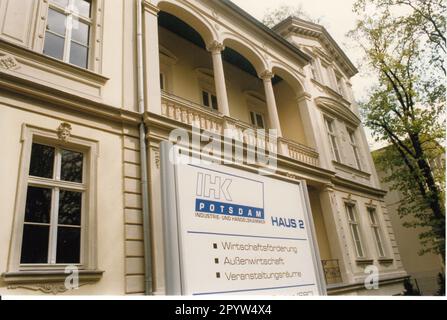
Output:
(161, 143), (326, 296)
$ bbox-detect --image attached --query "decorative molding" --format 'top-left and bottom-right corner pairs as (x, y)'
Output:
(315, 96), (360, 127)
(142, 0), (160, 15)
(207, 40), (225, 54)
(57, 122), (72, 142)
(7, 283), (70, 294)
(259, 70), (274, 80)
(153, 149), (160, 169)
(0, 54), (20, 71)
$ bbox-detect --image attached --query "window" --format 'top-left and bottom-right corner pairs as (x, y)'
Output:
(310, 60), (320, 81)
(202, 90), (218, 111)
(160, 73), (165, 90)
(43, 0), (92, 69)
(368, 207), (386, 257)
(321, 63), (332, 87)
(20, 142), (85, 265)
(249, 111), (266, 129)
(335, 74), (345, 96)
(324, 117), (341, 162)
(345, 203), (365, 258)
(347, 128), (362, 170)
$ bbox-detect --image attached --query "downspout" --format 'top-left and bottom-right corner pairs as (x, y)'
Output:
(136, 0), (152, 295)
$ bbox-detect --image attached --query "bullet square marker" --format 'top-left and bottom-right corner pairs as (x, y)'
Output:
(216, 272), (220, 278)
(213, 243), (217, 249)
(214, 258), (219, 264)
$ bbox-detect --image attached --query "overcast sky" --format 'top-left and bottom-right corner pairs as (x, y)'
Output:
(232, 0), (382, 149)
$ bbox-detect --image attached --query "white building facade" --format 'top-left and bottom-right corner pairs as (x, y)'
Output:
(0, 0), (407, 295)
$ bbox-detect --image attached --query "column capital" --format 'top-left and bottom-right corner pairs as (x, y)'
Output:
(207, 40), (225, 54)
(142, 1), (160, 16)
(259, 70), (274, 81)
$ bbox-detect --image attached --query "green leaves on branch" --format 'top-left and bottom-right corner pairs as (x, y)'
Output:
(352, 0), (445, 259)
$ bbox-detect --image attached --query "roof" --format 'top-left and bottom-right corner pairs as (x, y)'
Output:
(273, 16), (358, 77)
(215, 0), (312, 64)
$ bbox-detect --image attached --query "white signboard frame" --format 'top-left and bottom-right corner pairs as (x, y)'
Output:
(160, 142), (327, 296)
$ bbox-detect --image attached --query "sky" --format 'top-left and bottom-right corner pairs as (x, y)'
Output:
(231, 0), (383, 149)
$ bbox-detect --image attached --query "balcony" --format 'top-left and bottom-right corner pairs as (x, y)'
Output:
(321, 259), (343, 285)
(161, 91), (320, 167)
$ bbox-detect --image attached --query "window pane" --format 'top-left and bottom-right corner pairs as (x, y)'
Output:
(74, 0), (91, 18)
(369, 210), (376, 224)
(50, 0), (69, 8)
(250, 112), (256, 126)
(326, 119), (333, 133)
(56, 227), (81, 263)
(47, 8), (67, 36)
(202, 91), (209, 107)
(20, 225), (50, 264)
(43, 32), (65, 60)
(331, 136), (340, 161)
(211, 95), (218, 110)
(58, 190), (82, 226)
(374, 228), (385, 256)
(160, 74), (164, 90)
(71, 21), (89, 45)
(24, 186), (52, 223)
(352, 226), (364, 257)
(69, 42), (88, 68)
(29, 143), (55, 178)
(347, 206), (354, 221)
(61, 149), (84, 183)
(256, 114), (265, 129)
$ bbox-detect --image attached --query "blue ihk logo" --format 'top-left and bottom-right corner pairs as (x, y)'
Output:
(194, 172), (265, 220)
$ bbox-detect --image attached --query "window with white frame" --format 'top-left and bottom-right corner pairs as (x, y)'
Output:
(20, 142), (86, 265)
(347, 128), (362, 170)
(202, 89), (218, 111)
(345, 203), (365, 258)
(249, 111), (266, 129)
(160, 73), (166, 91)
(43, 0), (93, 69)
(310, 59), (320, 81)
(335, 74), (345, 97)
(324, 117), (341, 162)
(367, 207), (386, 258)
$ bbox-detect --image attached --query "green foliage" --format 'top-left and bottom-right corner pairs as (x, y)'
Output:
(351, 0), (446, 259)
(262, 4), (322, 28)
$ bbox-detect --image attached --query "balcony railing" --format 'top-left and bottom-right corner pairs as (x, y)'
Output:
(161, 91), (319, 167)
(321, 259), (343, 285)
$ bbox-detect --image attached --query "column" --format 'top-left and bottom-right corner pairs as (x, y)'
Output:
(260, 70), (282, 137)
(207, 41), (230, 117)
(143, 2), (161, 114)
(319, 184), (354, 285)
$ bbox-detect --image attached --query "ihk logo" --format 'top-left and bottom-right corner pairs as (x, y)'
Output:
(196, 173), (232, 201)
(194, 172), (265, 220)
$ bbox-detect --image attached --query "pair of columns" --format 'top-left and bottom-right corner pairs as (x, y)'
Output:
(207, 41), (283, 138)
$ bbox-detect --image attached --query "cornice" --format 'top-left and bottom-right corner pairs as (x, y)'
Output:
(332, 175), (387, 197)
(273, 17), (358, 78)
(0, 72), (141, 126)
(315, 96), (361, 127)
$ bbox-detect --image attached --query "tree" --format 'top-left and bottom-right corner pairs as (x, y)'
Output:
(350, 0), (446, 260)
(262, 4), (322, 28)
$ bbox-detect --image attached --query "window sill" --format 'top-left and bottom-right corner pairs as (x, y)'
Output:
(332, 161), (371, 179)
(355, 258), (374, 266)
(378, 258), (394, 265)
(2, 269), (104, 293)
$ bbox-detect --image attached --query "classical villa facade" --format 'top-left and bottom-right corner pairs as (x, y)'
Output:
(0, 0), (407, 295)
